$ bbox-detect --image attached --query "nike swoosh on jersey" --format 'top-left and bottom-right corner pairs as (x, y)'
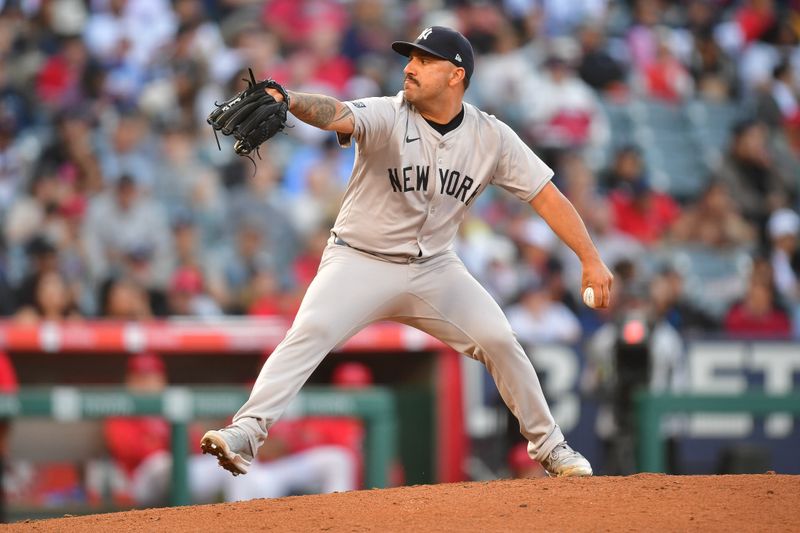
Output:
(405, 136), (420, 143)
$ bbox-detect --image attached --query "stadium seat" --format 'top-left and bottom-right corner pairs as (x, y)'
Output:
(618, 99), (717, 201)
(686, 99), (748, 168)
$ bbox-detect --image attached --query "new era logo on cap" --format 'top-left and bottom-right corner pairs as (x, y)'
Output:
(392, 26), (475, 81)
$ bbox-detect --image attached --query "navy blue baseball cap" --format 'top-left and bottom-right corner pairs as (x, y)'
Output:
(392, 26), (475, 81)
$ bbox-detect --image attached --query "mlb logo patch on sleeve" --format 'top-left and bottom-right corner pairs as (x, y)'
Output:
(352, 101), (366, 108)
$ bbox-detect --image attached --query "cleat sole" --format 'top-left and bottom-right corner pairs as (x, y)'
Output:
(201, 431), (251, 477)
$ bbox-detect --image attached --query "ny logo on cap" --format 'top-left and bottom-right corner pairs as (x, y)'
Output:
(418, 27), (433, 40)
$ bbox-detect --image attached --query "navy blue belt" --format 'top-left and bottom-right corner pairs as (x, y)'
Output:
(333, 235), (423, 261)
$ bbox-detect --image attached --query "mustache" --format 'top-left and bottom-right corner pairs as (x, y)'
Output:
(405, 75), (419, 86)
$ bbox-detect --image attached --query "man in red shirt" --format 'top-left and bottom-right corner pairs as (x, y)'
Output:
(104, 352), (227, 506)
(609, 179), (681, 246)
(724, 277), (792, 338)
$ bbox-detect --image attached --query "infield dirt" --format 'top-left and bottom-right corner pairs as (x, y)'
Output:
(2, 473), (798, 532)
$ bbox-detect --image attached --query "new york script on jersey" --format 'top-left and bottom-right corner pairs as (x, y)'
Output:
(387, 165), (481, 205)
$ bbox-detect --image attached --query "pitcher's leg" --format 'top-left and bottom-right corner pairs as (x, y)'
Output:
(403, 255), (563, 461)
(230, 245), (402, 458)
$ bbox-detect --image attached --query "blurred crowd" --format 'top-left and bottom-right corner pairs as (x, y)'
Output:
(1, 0), (800, 345)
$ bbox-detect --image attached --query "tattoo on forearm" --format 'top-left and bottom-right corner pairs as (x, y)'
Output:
(333, 105), (355, 128)
(289, 92), (354, 130)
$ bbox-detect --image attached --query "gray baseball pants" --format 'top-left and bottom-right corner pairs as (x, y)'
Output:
(233, 241), (564, 461)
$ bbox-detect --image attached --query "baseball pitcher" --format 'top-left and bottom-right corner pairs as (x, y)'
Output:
(202, 26), (613, 478)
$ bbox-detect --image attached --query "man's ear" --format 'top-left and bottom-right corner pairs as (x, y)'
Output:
(450, 67), (466, 87)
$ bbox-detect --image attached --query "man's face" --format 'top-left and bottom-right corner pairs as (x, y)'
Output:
(127, 371), (166, 393)
(403, 50), (460, 104)
(115, 181), (137, 210)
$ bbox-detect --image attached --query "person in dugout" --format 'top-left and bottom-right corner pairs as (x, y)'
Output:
(103, 351), (227, 506)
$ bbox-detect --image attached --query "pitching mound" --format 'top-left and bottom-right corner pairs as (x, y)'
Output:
(4, 474), (798, 532)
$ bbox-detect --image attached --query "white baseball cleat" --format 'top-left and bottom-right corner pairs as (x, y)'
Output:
(540, 441), (593, 477)
(200, 426), (254, 476)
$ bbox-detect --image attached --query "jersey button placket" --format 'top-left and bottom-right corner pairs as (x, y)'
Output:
(422, 143), (443, 256)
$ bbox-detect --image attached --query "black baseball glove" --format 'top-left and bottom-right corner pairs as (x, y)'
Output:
(207, 69), (289, 156)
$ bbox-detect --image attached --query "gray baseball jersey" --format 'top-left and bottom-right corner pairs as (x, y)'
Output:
(231, 91), (565, 466)
(333, 92), (554, 258)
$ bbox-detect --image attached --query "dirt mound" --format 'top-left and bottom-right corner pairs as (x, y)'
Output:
(4, 474), (798, 532)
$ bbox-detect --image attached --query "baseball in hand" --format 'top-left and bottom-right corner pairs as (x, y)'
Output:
(583, 287), (596, 308)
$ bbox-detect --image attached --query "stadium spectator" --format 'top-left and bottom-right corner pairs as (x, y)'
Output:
(95, 110), (158, 191)
(768, 61), (800, 151)
(599, 144), (647, 194)
(723, 274), (792, 339)
(556, 151), (604, 222)
(11, 235), (62, 314)
(766, 208), (800, 306)
(170, 211), (202, 272)
(166, 266), (223, 318)
(506, 277), (582, 346)
(224, 159), (300, 287)
(281, 136), (353, 237)
(712, 119), (796, 237)
(648, 267), (720, 338)
(82, 0), (177, 104)
(688, 27), (738, 102)
(0, 112), (26, 220)
(152, 124), (227, 246)
(36, 107), (104, 195)
(0, 55), (32, 132)
(513, 216), (560, 290)
(626, 0), (668, 71)
(246, 268), (292, 318)
(638, 33), (694, 103)
(522, 52), (610, 168)
(470, 20), (538, 127)
(738, 18), (798, 96)
(3, 171), (64, 262)
(167, 0), (239, 86)
(261, 0), (349, 52)
(104, 352), (227, 507)
(35, 35), (92, 112)
(599, 145), (681, 247)
(0, 241), (13, 316)
(206, 217), (281, 314)
(576, 21), (627, 96)
(82, 173), (174, 311)
(669, 179), (757, 250)
(456, 217), (522, 308)
(13, 270), (82, 323)
(608, 178), (681, 247)
(98, 276), (153, 321)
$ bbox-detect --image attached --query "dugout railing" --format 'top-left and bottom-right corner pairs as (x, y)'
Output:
(0, 385), (397, 506)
